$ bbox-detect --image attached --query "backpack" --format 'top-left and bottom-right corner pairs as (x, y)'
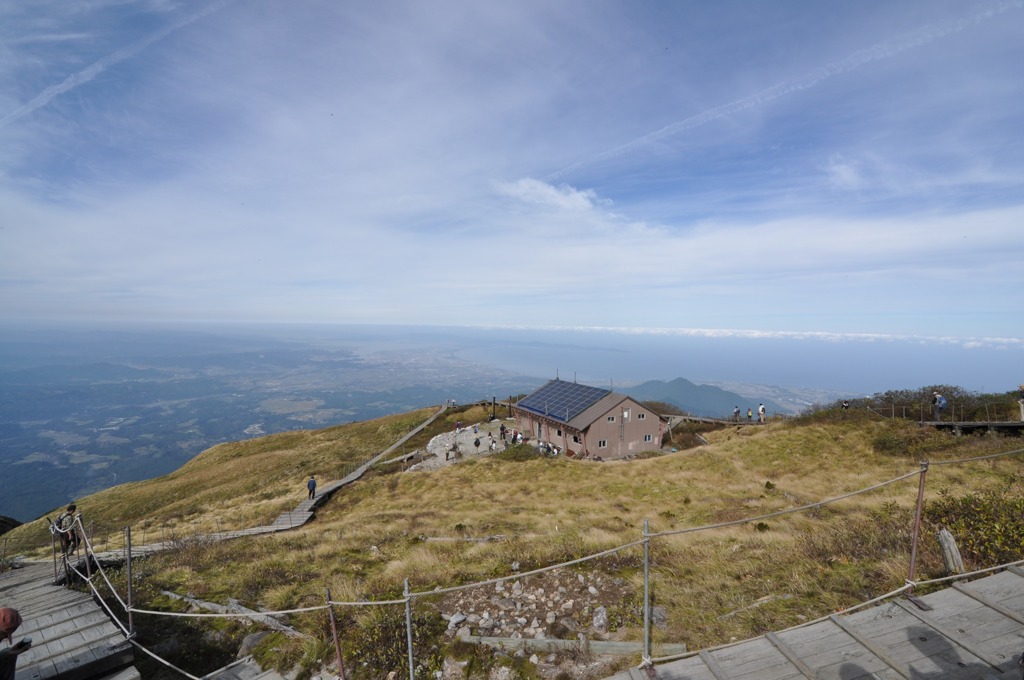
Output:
(938, 396), (947, 408)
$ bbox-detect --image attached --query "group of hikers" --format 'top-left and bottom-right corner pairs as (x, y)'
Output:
(732, 404), (767, 423)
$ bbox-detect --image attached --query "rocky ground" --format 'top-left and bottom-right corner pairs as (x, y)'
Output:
(409, 416), (520, 472)
(401, 418), (654, 680)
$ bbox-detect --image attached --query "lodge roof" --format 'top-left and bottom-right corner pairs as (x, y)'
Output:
(514, 378), (641, 430)
(515, 379), (610, 423)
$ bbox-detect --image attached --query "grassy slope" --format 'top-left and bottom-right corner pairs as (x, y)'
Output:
(6, 406), (1023, 655)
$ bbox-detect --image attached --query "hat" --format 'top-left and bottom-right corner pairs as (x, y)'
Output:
(0, 607), (21, 640)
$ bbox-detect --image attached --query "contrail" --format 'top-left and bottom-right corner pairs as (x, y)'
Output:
(545, 0), (1023, 181)
(0, 0), (234, 130)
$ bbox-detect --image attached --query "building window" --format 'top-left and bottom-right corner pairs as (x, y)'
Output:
(644, 434), (653, 442)
(623, 408), (630, 421)
(556, 429), (562, 437)
(638, 413), (646, 420)
(607, 415), (615, 423)
(598, 439), (607, 448)
(572, 435), (580, 443)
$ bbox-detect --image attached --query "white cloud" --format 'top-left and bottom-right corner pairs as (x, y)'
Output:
(495, 178), (602, 212)
(0, 1), (1021, 340)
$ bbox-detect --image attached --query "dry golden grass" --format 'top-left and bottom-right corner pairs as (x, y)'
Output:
(6, 408), (1023, 654)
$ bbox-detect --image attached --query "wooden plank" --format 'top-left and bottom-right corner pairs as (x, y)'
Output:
(767, 618), (869, 673)
(95, 667), (141, 680)
(698, 649), (732, 680)
(829, 615), (910, 679)
(765, 632), (822, 679)
(708, 637), (800, 680)
(893, 598), (1005, 671)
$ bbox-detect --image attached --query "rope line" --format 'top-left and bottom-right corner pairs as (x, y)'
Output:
(75, 516), (131, 612)
(648, 469), (921, 538)
(128, 638), (202, 680)
(410, 539), (645, 598)
(129, 603), (330, 618)
(928, 445), (1024, 466)
(71, 563), (132, 637)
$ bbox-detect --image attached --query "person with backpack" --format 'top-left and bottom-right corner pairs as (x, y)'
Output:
(55, 504), (80, 556)
(307, 475), (316, 500)
(932, 392), (947, 421)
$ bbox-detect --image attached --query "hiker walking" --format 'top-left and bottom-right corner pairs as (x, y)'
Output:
(55, 504), (80, 556)
(932, 392), (947, 421)
(307, 475), (316, 500)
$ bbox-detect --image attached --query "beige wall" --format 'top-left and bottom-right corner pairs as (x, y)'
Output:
(584, 399), (663, 459)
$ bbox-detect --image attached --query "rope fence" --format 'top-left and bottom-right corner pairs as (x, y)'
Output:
(15, 443), (1024, 680)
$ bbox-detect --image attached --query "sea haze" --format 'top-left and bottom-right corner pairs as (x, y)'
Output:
(0, 322), (1014, 523)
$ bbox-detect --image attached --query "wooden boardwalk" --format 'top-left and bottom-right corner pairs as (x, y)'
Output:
(90, 404), (449, 564)
(0, 562), (137, 680)
(931, 421), (1024, 436)
(608, 567), (1024, 680)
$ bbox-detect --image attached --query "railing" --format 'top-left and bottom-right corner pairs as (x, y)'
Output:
(866, 400), (1024, 423)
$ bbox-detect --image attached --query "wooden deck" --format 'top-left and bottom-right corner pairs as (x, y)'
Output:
(0, 562), (137, 680)
(608, 567), (1024, 680)
(930, 421), (1024, 436)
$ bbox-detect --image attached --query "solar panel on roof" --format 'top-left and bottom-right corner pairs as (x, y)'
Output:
(517, 380), (611, 423)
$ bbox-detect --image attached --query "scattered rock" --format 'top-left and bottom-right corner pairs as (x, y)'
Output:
(592, 606), (608, 634)
(236, 630), (272, 659)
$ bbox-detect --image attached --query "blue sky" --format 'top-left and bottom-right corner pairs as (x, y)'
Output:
(1, 1), (1023, 357)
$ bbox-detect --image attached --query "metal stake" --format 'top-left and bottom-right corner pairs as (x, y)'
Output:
(126, 526), (135, 637)
(907, 461), (929, 591)
(326, 588), (347, 680)
(643, 518), (651, 662)
(405, 578), (415, 680)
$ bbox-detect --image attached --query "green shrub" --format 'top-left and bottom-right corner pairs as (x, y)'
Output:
(925, 492), (1024, 567)
(342, 608), (448, 679)
(493, 445), (542, 462)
